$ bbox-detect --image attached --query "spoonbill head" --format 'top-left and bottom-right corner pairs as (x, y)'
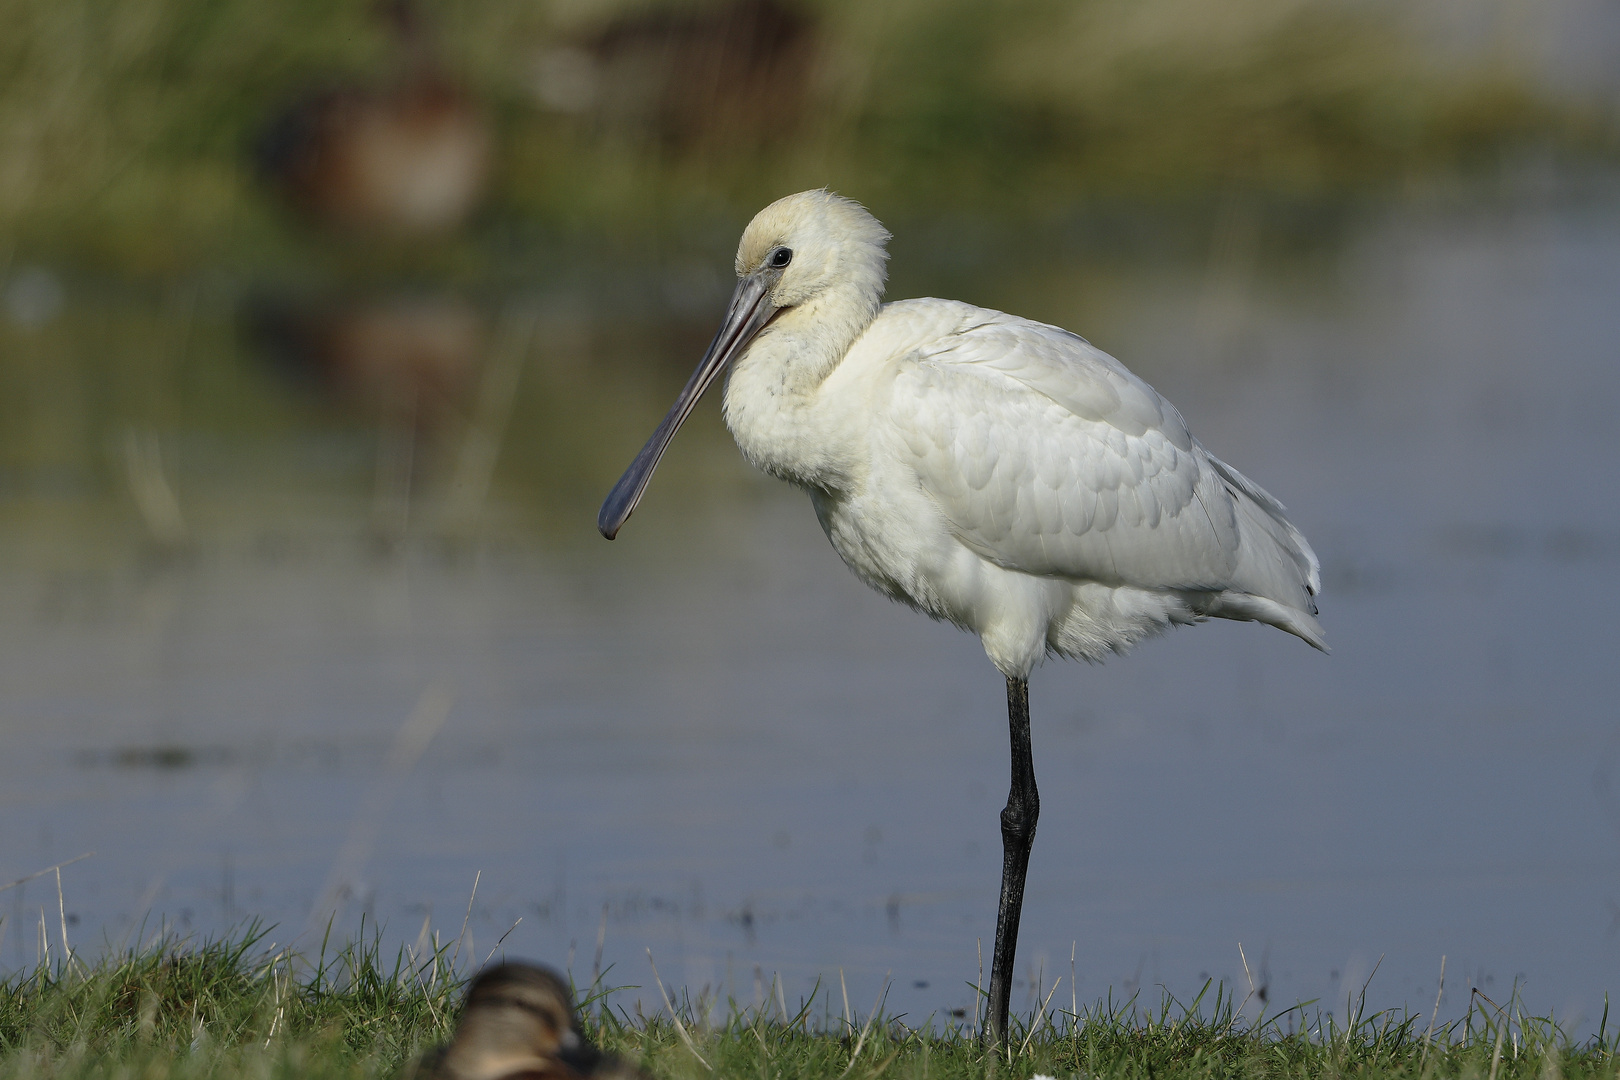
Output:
(599, 190), (1324, 1043)
(600, 189), (889, 537)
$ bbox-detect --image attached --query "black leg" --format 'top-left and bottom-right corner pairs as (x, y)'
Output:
(987, 675), (1038, 1048)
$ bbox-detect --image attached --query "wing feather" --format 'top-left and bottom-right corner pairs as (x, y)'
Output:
(879, 307), (1309, 609)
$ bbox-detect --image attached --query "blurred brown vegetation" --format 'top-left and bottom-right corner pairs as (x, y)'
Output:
(0, 0), (1610, 278)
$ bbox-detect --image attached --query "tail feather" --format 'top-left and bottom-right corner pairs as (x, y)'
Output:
(1204, 449), (1321, 597)
(1203, 591), (1329, 653)
(1198, 447), (1325, 649)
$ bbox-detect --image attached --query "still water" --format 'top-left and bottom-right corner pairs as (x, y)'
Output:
(2, 193), (1619, 1032)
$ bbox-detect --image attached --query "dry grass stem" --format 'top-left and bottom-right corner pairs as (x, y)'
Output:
(835, 975), (891, 1080)
(1422, 955), (1447, 1064)
(450, 869), (481, 972)
(973, 938), (983, 1041)
(54, 866), (72, 971)
(1238, 942), (1255, 1009)
(482, 916), (523, 967)
(1490, 1006), (1509, 1080)
(1019, 977), (1063, 1058)
(0, 852), (94, 895)
(646, 949), (712, 1072)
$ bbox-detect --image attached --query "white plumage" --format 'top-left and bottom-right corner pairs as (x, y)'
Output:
(598, 188), (1324, 1043)
(703, 194), (1324, 677)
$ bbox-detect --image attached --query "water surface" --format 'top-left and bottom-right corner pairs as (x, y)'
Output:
(2, 195), (1619, 1031)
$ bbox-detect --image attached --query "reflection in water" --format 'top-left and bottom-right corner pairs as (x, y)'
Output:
(246, 294), (487, 426)
(243, 294), (540, 545)
(122, 429), (189, 552)
(245, 292), (488, 543)
(1, 198), (1619, 1031)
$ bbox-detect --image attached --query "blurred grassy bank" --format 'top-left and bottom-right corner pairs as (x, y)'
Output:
(0, 0), (1612, 279)
(1, 0), (1615, 544)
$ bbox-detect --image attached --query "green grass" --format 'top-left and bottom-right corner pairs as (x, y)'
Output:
(0, 922), (458, 1080)
(2, 925), (1617, 1080)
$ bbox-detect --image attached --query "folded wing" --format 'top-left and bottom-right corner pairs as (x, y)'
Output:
(880, 306), (1323, 645)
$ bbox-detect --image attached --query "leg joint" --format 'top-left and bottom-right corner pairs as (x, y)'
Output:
(999, 797), (1039, 841)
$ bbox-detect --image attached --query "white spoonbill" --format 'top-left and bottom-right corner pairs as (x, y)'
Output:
(598, 190), (1324, 1044)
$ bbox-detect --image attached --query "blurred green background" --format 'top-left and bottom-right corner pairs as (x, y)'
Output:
(2, 0), (1610, 274)
(1, 0), (1614, 542)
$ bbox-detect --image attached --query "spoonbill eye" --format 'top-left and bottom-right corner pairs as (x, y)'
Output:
(769, 247), (792, 268)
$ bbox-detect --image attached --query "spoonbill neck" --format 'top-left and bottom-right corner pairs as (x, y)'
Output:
(721, 281), (882, 490)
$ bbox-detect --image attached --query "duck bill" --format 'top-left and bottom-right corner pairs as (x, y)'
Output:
(598, 273), (777, 539)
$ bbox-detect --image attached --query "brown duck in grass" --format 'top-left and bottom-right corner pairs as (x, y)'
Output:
(257, 0), (491, 235)
(413, 963), (650, 1080)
